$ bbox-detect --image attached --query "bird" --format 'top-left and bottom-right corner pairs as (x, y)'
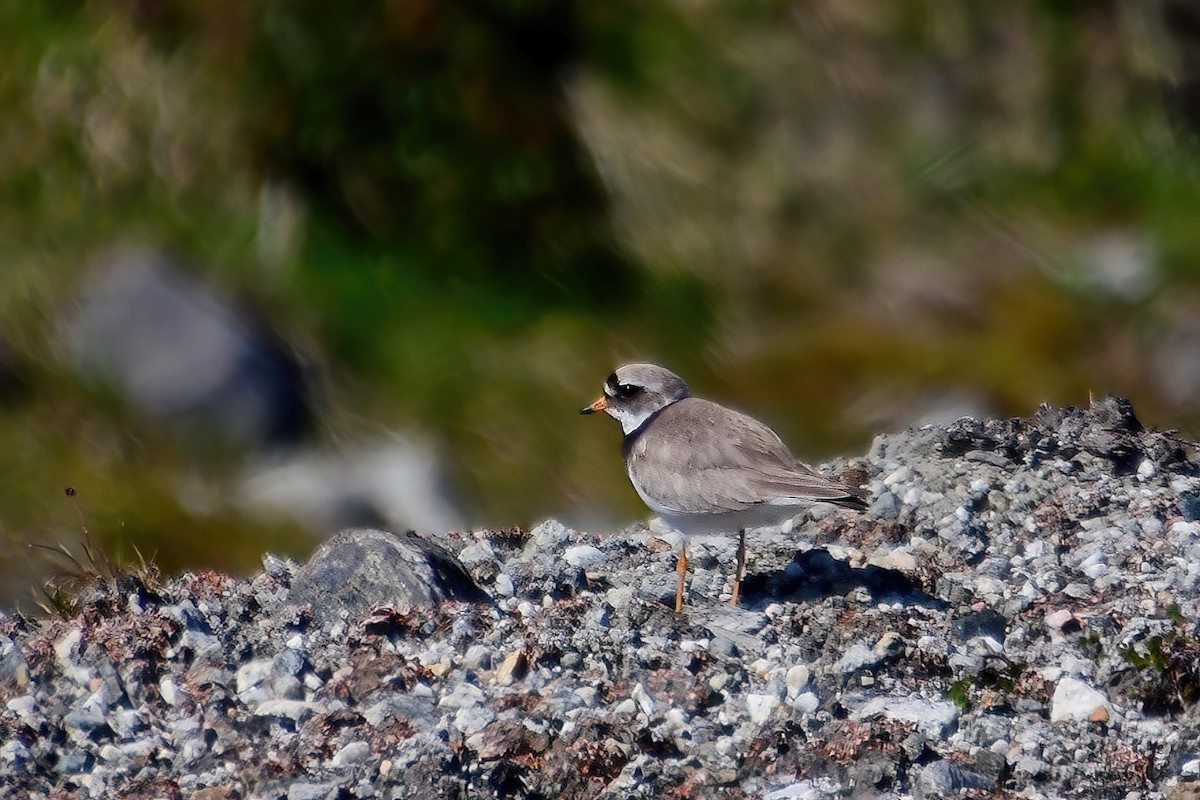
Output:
(581, 363), (866, 611)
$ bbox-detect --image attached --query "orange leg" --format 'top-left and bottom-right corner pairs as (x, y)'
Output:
(729, 529), (746, 606)
(675, 543), (688, 612)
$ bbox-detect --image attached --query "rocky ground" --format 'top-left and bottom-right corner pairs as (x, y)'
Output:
(3, 397), (1200, 799)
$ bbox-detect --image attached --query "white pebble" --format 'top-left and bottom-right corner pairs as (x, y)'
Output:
(563, 545), (606, 569)
(746, 693), (780, 724)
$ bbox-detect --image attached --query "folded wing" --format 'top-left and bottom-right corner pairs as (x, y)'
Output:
(627, 398), (866, 516)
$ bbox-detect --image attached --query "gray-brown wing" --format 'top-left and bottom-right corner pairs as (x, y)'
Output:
(627, 398), (862, 515)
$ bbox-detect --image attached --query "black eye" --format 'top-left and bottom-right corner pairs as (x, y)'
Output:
(616, 383), (641, 399)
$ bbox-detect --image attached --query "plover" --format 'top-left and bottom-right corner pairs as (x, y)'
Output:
(582, 363), (866, 610)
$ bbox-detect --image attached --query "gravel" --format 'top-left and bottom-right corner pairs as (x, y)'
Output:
(1, 395), (1199, 798)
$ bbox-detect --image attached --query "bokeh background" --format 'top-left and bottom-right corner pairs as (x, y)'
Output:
(4, 1), (1200, 608)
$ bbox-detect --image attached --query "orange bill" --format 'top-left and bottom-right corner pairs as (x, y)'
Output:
(580, 395), (608, 415)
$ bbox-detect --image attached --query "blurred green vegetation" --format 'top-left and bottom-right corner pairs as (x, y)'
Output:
(3, 1), (1200, 606)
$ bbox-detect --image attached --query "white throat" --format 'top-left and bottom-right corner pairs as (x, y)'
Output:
(607, 403), (661, 436)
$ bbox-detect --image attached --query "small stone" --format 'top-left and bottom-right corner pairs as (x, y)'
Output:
(0, 636), (29, 689)
(438, 682), (485, 710)
(746, 693), (779, 724)
(495, 650), (527, 685)
(63, 692), (110, 741)
(457, 542), (497, 571)
(833, 644), (879, 674)
(274, 648), (305, 677)
(254, 699), (311, 722)
(874, 631), (904, 658)
(331, 741), (371, 768)
(494, 573), (515, 597)
(614, 698), (638, 715)
(1050, 676), (1110, 723)
(1178, 491), (1200, 522)
(5, 695), (36, 723)
(563, 545), (606, 568)
(631, 683), (655, 716)
(289, 782), (336, 800)
(463, 645), (493, 672)
(785, 665), (810, 691)
(791, 692), (819, 715)
(54, 627), (83, 664)
(527, 520), (573, 550)
(235, 659), (275, 703)
(1044, 609), (1075, 632)
(109, 708), (145, 738)
(606, 586), (635, 609)
(54, 628), (91, 685)
(877, 549), (918, 572)
(750, 658), (772, 678)
(262, 553), (292, 578)
(851, 695), (959, 738)
(1063, 582), (1092, 599)
(454, 705), (494, 735)
(870, 491), (901, 520)
(915, 760), (995, 798)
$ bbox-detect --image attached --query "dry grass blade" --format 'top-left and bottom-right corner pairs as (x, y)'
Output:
(26, 486), (161, 617)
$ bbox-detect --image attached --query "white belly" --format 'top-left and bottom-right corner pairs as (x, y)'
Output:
(629, 473), (814, 536)
(655, 504), (809, 537)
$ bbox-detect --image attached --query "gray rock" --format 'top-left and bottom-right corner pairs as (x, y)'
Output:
(235, 659), (276, 704)
(494, 573), (515, 597)
(0, 636), (29, 690)
(832, 644), (879, 674)
(563, 545), (607, 569)
(462, 645), (493, 672)
(331, 740), (372, 768)
(0, 740), (30, 767)
(850, 694), (959, 738)
(63, 699), (110, 741)
(291, 528), (489, 624)
(108, 708), (146, 739)
(791, 692), (819, 715)
(61, 247), (308, 448)
(288, 782), (337, 800)
(253, 699), (311, 722)
(274, 647), (306, 678)
(914, 760), (995, 800)
(869, 490), (901, 520)
(262, 553), (295, 579)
